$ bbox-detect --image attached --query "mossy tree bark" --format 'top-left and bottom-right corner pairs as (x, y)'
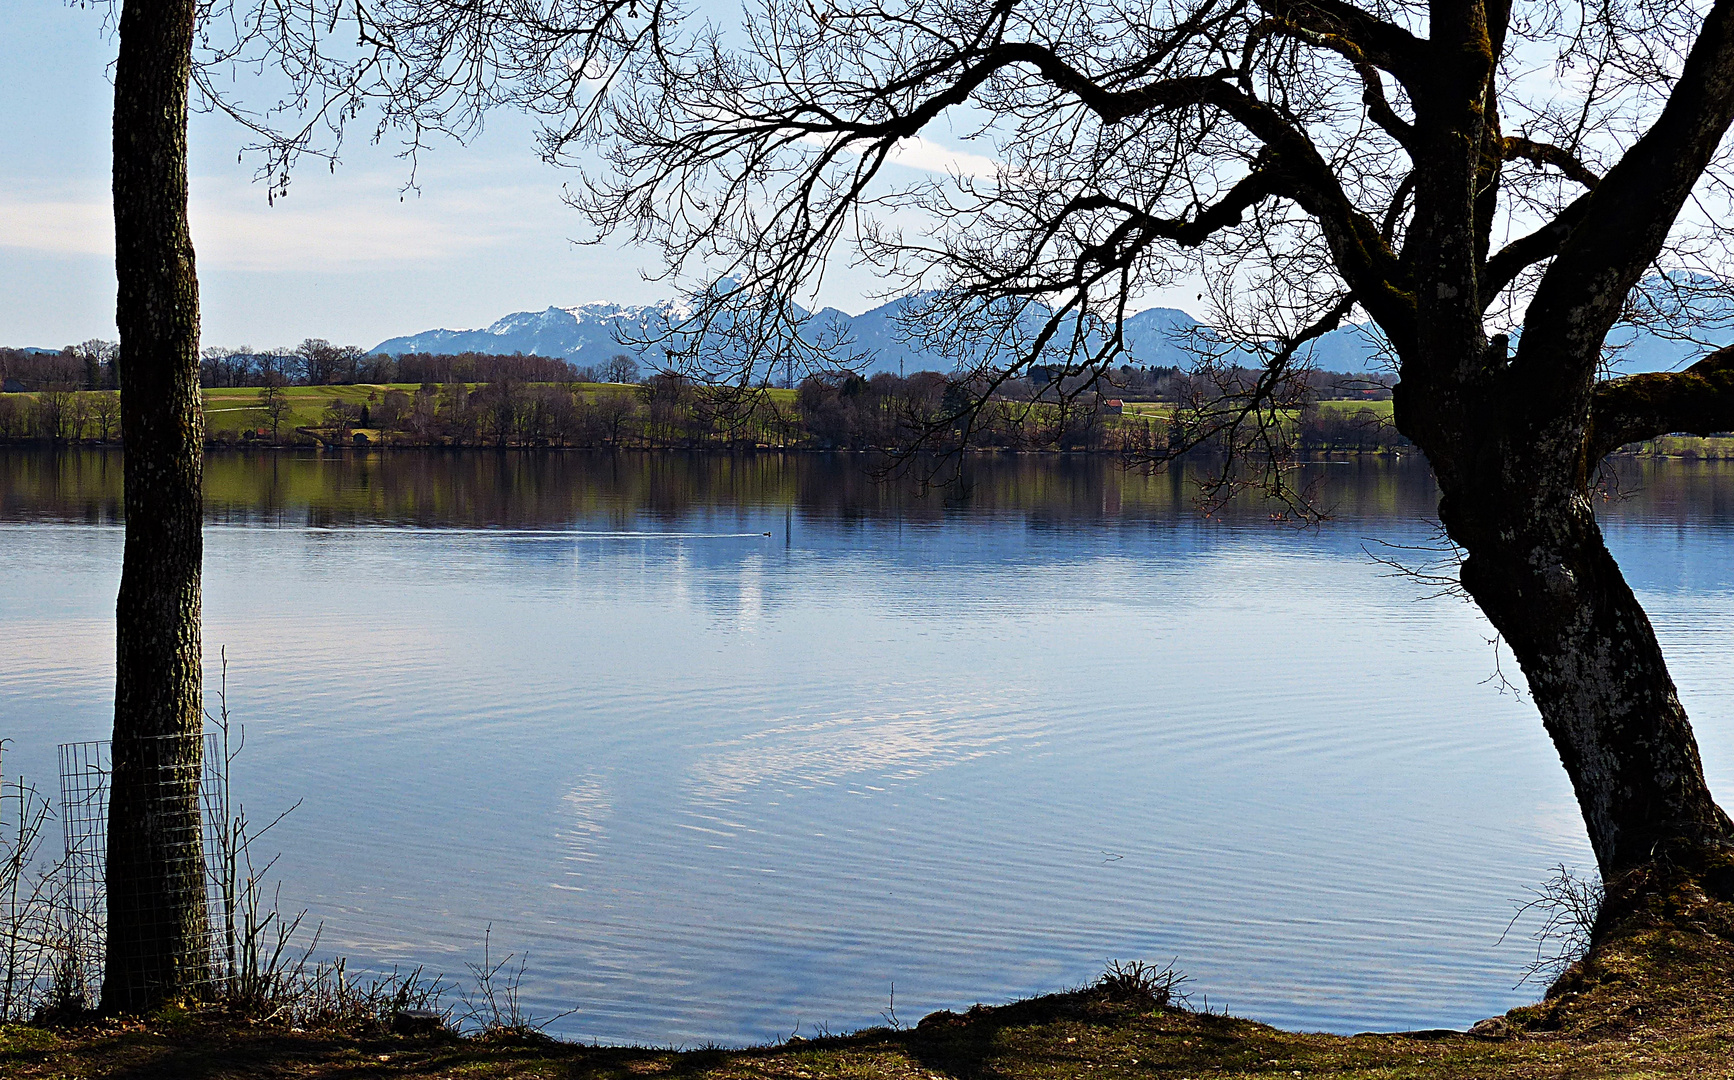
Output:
(104, 0), (209, 1012)
(1383, 0), (1734, 891)
(1428, 439), (1734, 880)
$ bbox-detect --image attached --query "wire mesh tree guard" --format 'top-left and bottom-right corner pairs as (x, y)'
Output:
(57, 734), (225, 1007)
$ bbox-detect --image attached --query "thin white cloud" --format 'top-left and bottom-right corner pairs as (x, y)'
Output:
(0, 132), (995, 272)
(0, 176), (529, 270)
(0, 198), (111, 257)
(793, 129), (1001, 179)
(886, 135), (1000, 178)
(191, 197), (494, 271)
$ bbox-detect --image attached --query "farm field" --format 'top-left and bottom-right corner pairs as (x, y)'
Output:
(199, 383), (661, 438)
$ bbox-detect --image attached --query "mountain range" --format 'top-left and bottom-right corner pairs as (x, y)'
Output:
(371, 293), (1722, 377)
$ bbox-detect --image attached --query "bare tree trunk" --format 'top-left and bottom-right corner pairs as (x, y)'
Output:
(104, 0), (209, 1012)
(1411, 373), (1734, 914)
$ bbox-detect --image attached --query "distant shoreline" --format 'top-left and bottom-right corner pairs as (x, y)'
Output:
(0, 433), (1724, 459)
(3, 383), (1728, 457)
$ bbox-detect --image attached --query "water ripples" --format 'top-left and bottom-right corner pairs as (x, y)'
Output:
(5, 453), (1728, 1044)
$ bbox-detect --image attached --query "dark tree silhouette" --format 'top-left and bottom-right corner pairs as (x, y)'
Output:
(258, 379), (291, 439)
(108, 0), (210, 1009)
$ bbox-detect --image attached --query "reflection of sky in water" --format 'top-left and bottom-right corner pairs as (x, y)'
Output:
(2, 454), (1733, 1045)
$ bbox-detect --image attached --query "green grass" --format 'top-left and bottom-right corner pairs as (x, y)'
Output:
(1117, 399), (1395, 420)
(202, 384), (388, 436)
(1638, 434), (1734, 459)
(200, 383), (659, 439)
(1314, 398), (1395, 419)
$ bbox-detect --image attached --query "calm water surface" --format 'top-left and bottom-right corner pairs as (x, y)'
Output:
(3, 448), (1733, 1043)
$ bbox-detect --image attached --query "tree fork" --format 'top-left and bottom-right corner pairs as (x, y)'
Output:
(105, 0), (210, 1011)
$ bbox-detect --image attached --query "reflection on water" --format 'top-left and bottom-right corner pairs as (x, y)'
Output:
(3, 447), (1449, 527)
(2, 448), (1733, 1044)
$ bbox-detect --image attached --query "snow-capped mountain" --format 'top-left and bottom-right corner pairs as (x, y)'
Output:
(372, 294), (1287, 374)
(372, 291), (1715, 376)
(372, 301), (691, 364)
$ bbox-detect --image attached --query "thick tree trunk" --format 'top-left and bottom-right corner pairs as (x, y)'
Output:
(104, 0), (209, 1012)
(1425, 424), (1734, 891)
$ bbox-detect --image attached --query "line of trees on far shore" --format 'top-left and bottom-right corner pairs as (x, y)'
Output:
(0, 370), (1413, 454)
(4, 339), (1412, 452)
(194, 342), (640, 388)
(0, 340), (642, 392)
(5, 339), (1400, 400)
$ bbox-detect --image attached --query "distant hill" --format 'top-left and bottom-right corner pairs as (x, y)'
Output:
(373, 294), (1392, 375)
(372, 291), (1721, 377)
(372, 301), (691, 366)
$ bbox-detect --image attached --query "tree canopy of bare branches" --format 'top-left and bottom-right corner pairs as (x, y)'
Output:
(191, 0), (1734, 963)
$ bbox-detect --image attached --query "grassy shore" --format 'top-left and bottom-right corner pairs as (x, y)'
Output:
(12, 385), (1734, 456)
(193, 386), (1402, 447)
(201, 382), (664, 438)
(5, 922), (1733, 1079)
(0, 987), (1724, 1079)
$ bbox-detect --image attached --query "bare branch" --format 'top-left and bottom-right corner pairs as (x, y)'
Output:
(1502, 136), (1603, 188)
(1480, 191), (1595, 305)
(1249, 0), (1429, 87)
(1521, 0), (1734, 382)
(1589, 344), (1734, 460)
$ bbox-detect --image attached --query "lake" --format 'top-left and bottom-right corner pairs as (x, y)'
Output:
(3, 448), (1732, 1044)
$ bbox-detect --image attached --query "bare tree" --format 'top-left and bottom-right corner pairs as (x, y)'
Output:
(295, 339), (340, 385)
(35, 385), (76, 443)
(66, 393), (93, 442)
(409, 383), (441, 439)
(604, 354), (642, 384)
(71, 340), (121, 391)
(184, 0), (1734, 977)
(594, 388), (641, 447)
(321, 396), (358, 442)
(91, 391), (122, 442)
(0, 398), (30, 441)
(257, 379), (291, 440)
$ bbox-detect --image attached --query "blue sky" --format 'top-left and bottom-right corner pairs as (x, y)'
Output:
(1, 0), (696, 350)
(0, 0), (1202, 353)
(0, 1), (854, 350)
